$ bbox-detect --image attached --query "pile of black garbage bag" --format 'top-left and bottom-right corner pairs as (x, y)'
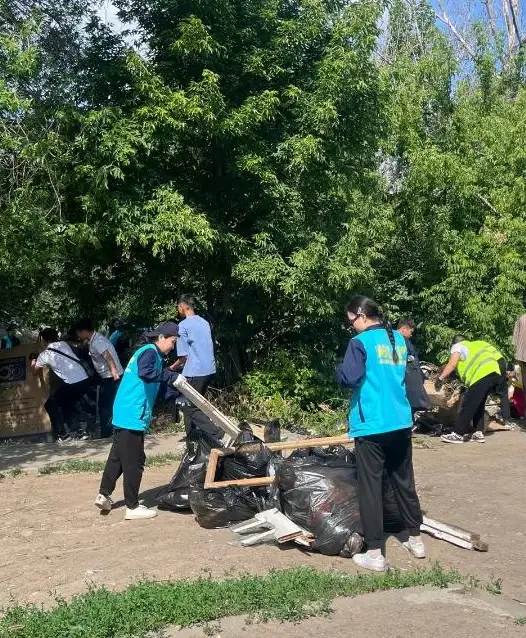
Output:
(157, 424), (405, 557)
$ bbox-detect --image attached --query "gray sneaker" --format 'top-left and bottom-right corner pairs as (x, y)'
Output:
(470, 431), (486, 443)
(441, 432), (466, 444)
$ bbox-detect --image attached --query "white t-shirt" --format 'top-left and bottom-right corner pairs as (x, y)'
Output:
(89, 332), (123, 379)
(36, 342), (88, 384)
(450, 342), (470, 361)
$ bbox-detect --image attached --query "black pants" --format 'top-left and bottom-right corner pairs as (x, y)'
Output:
(183, 375), (222, 438)
(99, 427), (145, 509)
(355, 428), (422, 551)
(44, 378), (92, 438)
(496, 359), (510, 421)
(99, 377), (120, 438)
(456, 372), (501, 436)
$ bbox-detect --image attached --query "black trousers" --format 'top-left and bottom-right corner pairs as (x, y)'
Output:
(183, 375), (222, 438)
(44, 378), (92, 438)
(99, 427), (145, 509)
(99, 377), (119, 438)
(496, 359), (510, 421)
(355, 428), (422, 551)
(456, 372), (501, 436)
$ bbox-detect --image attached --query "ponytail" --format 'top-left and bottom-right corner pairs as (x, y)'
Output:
(384, 321), (399, 364)
(346, 294), (399, 363)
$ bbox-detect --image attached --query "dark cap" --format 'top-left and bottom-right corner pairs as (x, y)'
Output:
(146, 321), (179, 338)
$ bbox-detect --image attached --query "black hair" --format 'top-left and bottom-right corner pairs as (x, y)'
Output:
(40, 328), (59, 343)
(178, 293), (196, 309)
(346, 295), (399, 364)
(452, 334), (466, 345)
(397, 317), (416, 330)
(73, 318), (94, 333)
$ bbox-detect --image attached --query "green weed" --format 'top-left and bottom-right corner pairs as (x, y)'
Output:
(38, 453), (180, 475)
(515, 617), (526, 625)
(0, 564), (461, 638)
(485, 577), (503, 595)
(0, 468), (25, 479)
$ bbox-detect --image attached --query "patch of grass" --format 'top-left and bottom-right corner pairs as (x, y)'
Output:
(485, 576), (503, 595)
(0, 468), (26, 479)
(515, 616), (526, 626)
(38, 453), (181, 476)
(0, 564), (462, 638)
(145, 453), (181, 468)
(8, 467), (25, 477)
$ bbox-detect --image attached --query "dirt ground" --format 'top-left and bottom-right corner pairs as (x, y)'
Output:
(173, 586), (526, 638)
(0, 430), (525, 613)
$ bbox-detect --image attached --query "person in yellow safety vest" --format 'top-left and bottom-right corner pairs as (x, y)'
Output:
(435, 335), (509, 444)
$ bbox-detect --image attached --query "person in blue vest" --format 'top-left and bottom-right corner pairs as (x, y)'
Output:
(336, 296), (424, 572)
(95, 322), (179, 520)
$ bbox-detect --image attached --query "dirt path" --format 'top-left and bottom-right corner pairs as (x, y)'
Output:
(173, 587), (526, 638)
(0, 430), (525, 609)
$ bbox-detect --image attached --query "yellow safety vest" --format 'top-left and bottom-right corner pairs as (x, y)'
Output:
(456, 340), (502, 387)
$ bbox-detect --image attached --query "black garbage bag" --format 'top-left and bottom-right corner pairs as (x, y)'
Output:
(238, 418), (281, 443)
(221, 428), (272, 481)
(157, 430), (222, 511)
(277, 446), (362, 556)
(189, 485), (269, 529)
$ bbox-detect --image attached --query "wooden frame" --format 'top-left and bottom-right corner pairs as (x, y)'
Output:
(173, 376), (241, 446)
(203, 434), (353, 489)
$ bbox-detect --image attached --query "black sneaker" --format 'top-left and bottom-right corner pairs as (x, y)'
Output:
(56, 435), (71, 445)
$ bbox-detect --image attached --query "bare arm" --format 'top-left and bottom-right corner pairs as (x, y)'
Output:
(438, 353), (461, 381)
(102, 350), (121, 381)
(30, 358), (40, 376)
(169, 356), (187, 371)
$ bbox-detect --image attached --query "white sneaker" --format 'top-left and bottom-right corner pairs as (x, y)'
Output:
(403, 537), (426, 558)
(470, 431), (486, 443)
(94, 494), (113, 512)
(441, 432), (466, 444)
(352, 551), (387, 572)
(125, 504), (158, 520)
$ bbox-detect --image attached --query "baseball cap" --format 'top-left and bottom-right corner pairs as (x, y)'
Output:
(146, 321), (179, 338)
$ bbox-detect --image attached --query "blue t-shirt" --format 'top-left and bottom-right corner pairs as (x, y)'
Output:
(177, 315), (216, 377)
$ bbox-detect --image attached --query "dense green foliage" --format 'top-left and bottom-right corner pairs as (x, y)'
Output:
(0, 565), (461, 636)
(2, 0), (526, 416)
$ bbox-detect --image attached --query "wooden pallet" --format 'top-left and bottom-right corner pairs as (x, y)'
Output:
(203, 434), (353, 489)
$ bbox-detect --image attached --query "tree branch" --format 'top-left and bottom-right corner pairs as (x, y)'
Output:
(435, 0), (476, 58)
(509, 0), (522, 48)
(476, 193), (500, 216)
(483, 0), (504, 63)
(502, 0), (517, 54)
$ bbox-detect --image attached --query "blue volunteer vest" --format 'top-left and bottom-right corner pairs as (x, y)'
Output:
(348, 329), (412, 438)
(112, 344), (163, 432)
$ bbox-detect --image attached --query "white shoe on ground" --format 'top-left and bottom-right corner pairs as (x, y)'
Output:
(125, 504), (158, 520)
(470, 431), (486, 443)
(352, 551), (387, 572)
(94, 494), (113, 512)
(441, 432), (466, 444)
(403, 537), (426, 558)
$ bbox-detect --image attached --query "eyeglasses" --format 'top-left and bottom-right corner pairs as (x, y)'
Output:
(349, 314), (361, 327)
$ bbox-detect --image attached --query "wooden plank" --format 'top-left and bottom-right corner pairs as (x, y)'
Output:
(422, 516), (480, 542)
(421, 524), (474, 550)
(203, 434), (353, 489)
(173, 376), (241, 443)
